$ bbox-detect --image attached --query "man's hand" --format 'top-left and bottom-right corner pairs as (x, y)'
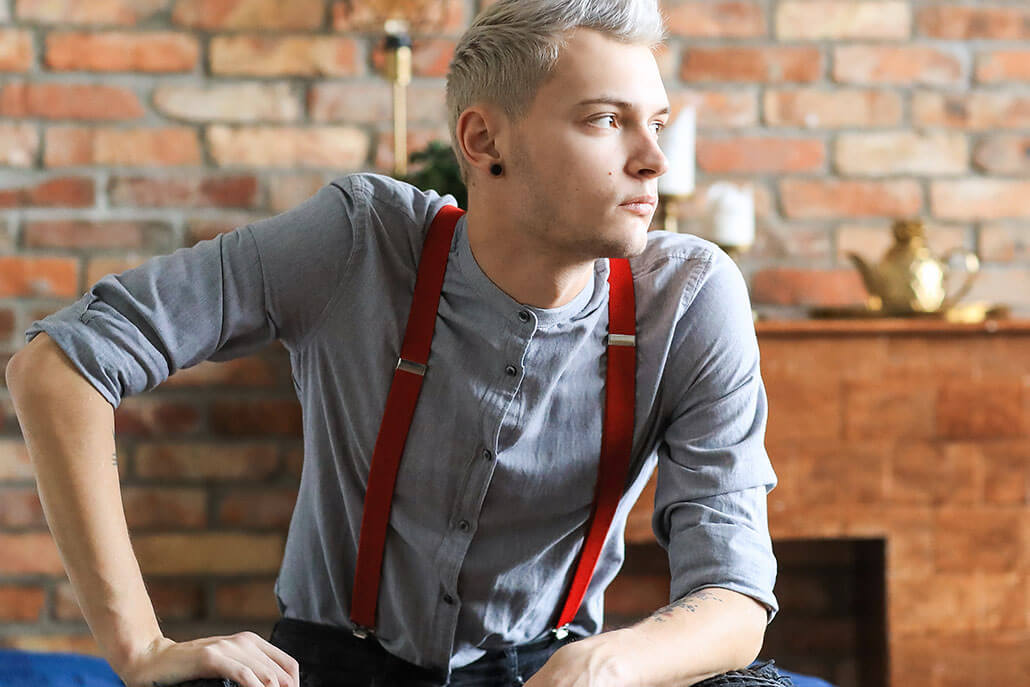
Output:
(523, 629), (638, 687)
(117, 632), (300, 687)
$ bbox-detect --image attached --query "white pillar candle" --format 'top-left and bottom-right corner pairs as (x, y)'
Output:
(704, 182), (755, 247)
(657, 104), (695, 197)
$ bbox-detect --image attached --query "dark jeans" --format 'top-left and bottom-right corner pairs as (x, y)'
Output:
(171, 617), (794, 687)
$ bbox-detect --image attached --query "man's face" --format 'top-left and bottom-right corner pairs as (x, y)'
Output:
(504, 27), (670, 261)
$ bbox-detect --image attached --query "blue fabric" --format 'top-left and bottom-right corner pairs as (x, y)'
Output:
(771, 665), (837, 687)
(0, 649), (123, 686)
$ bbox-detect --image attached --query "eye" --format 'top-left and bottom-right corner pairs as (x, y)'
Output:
(592, 114), (617, 127)
(651, 121), (665, 135)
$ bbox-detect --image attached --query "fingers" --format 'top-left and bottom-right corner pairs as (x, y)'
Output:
(198, 632), (299, 687)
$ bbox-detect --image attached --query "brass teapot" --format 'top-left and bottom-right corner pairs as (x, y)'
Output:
(847, 218), (980, 315)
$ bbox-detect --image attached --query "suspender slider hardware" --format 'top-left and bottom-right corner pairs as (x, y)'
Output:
(396, 358), (427, 376)
(607, 334), (635, 347)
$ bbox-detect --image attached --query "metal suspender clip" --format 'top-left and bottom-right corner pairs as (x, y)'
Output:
(352, 624), (372, 639)
(396, 358), (427, 376)
(551, 625), (570, 640)
(606, 334), (635, 347)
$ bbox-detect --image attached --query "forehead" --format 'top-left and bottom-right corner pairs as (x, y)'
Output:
(543, 28), (667, 111)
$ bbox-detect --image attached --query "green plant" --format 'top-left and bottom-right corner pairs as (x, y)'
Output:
(400, 140), (468, 210)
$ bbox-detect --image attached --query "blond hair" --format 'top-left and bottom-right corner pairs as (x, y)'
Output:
(445, 0), (667, 185)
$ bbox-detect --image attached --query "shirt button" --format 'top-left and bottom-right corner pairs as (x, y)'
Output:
(505, 364), (517, 376)
(518, 310), (531, 323)
(482, 449), (493, 461)
(458, 519), (471, 532)
(443, 594), (456, 605)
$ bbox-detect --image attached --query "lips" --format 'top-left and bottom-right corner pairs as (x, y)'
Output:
(620, 195), (657, 208)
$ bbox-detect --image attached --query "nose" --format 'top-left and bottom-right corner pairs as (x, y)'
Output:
(629, 125), (669, 178)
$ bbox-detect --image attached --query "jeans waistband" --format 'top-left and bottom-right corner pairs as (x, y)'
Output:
(269, 617), (572, 685)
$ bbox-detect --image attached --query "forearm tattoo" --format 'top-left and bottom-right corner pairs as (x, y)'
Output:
(111, 430), (118, 468)
(643, 588), (724, 624)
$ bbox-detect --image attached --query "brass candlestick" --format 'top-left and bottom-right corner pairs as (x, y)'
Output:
(383, 19), (413, 178)
(655, 192), (691, 233)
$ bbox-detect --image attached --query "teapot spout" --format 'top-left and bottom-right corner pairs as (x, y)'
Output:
(847, 253), (883, 300)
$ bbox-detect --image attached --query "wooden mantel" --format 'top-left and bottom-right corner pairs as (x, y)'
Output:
(625, 317), (1030, 687)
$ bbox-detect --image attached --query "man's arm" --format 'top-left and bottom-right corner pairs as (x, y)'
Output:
(6, 334), (163, 674)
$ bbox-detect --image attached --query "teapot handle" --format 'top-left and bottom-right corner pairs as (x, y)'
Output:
(940, 248), (981, 309)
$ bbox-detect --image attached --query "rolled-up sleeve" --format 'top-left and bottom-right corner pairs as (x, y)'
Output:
(652, 249), (779, 623)
(24, 176), (365, 409)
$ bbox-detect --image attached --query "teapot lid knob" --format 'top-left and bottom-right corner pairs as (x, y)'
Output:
(892, 217), (925, 242)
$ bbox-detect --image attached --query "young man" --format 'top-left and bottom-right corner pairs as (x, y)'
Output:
(7, 1), (785, 686)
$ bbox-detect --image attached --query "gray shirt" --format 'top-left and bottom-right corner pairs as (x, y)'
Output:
(25, 172), (778, 679)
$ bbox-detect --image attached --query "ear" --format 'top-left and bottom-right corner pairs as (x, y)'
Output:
(456, 104), (504, 177)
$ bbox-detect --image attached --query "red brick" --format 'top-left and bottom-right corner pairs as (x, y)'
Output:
(108, 175), (260, 208)
(122, 487), (207, 529)
(973, 135), (1030, 174)
(918, 5), (1030, 40)
(15, 0), (167, 25)
(748, 222), (831, 262)
(283, 444), (303, 479)
(764, 88), (902, 128)
(0, 256), (78, 298)
(936, 507), (1023, 573)
(0, 585), (45, 621)
(374, 125), (453, 173)
(0, 533), (64, 574)
(0, 439), (34, 480)
(834, 45), (964, 86)
(55, 578), (204, 621)
(309, 81), (445, 124)
(331, 0), (468, 35)
(932, 180), (1030, 220)
(208, 125), (368, 169)
(843, 381), (936, 440)
(0, 635), (101, 655)
(790, 439), (890, 505)
(184, 214), (264, 243)
(266, 173), (327, 214)
(214, 579), (279, 619)
(153, 82), (302, 123)
(673, 90), (757, 129)
(977, 50), (1030, 83)
(45, 32), (199, 72)
(24, 220), (168, 250)
(889, 574), (979, 634)
(113, 397), (203, 437)
(0, 487), (45, 527)
(210, 399), (302, 437)
(132, 533), (284, 574)
(888, 441), (983, 506)
(837, 222), (969, 265)
(914, 91), (1030, 130)
(696, 136), (824, 173)
(0, 308), (13, 341)
(0, 29), (33, 72)
(777, 1), (911, 40)
(885, 506), (936, 579)
(780, 179), (922, 219)
(45, 127), (202, 167)
(980, 223), (1030, 262)
(135, 441), (279, 481)
(172, 0), (325, 29)
(835, 131), (967, 175)
(937, 382), (1024, 439)
(762, 377), (843, 441)
(0, 82), (144, 120)
(759, 337), (889, 381)
(217, 486), (297, 528)
(0, 177), (94, 208)
(664, 1), (766, 38)
(752, 268), (868, 308)
(682, 46), (822, 83)
(84, 255), (153, 286)
(371, 37), (457, 79)
(209, 35), (361, 77)
(0, 123), (38, 166)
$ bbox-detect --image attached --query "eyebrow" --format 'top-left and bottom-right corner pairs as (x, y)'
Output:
(574, 96), (670, 117)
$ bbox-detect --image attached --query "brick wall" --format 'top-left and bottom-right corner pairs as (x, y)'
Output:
(1, 0), (1029, 671)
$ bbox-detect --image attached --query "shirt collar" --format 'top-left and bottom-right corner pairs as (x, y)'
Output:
(452, 213), (607, 329)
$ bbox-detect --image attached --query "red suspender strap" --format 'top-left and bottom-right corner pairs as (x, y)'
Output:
(553, 257), (636, 637)
(349, 204), (464, 636)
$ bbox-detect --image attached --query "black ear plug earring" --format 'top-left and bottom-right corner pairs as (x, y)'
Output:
(490, 163), (503, 176)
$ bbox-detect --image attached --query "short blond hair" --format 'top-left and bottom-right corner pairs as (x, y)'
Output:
(445, 0), (667, 185)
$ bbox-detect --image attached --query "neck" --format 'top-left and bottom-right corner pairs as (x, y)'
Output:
(464, 206), (594, 310)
